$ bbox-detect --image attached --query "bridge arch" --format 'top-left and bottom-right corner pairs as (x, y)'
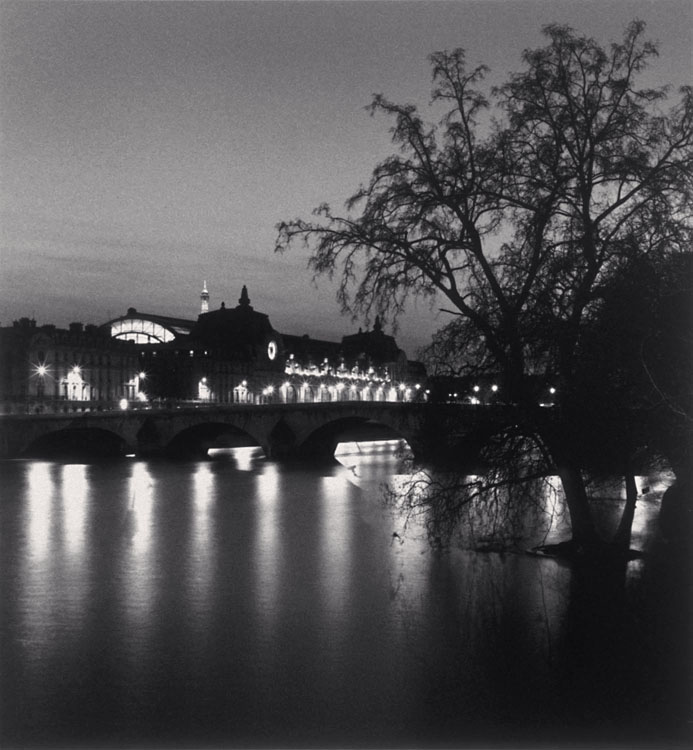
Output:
(24, 426), (130, 459)
(293, 415), (414, 461)
(164, 420), (264, 458)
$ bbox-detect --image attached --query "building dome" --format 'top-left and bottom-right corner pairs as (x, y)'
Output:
(192, 286), (279, 360)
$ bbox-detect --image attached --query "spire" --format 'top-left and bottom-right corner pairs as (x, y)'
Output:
(200, 280), (210, 313)
(373, 315), (382, 333)
(238, 285), (252, 309)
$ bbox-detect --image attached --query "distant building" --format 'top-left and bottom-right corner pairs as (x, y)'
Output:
(103, 284), (427, 404)
(0, 317), (140, 412)
(1, 284), (427, 411)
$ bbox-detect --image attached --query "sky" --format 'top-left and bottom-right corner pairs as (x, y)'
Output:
(1, 0), (691, 355)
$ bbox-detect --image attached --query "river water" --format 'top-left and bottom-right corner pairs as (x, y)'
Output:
(0, 442), (689, 749)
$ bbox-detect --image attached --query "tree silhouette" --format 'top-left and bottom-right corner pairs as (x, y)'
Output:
(277, 21), (693, 551)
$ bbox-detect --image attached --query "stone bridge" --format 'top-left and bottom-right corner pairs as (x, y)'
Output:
(0, 402), (522, 462)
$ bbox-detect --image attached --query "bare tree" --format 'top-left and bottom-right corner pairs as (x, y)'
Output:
(277, 22), (693, 553)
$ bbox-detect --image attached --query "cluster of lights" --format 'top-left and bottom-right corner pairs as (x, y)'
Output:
(469, 384), (499, 394)
(31, 360), (156, 405)
(446, 384), (557, 405)
(278, 375), (408, 392)
(271, 378), (421, 402)
(283, 355), (390, 384)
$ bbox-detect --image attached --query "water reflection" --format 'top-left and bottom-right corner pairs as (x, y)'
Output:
(54, 464), (90, 656)
(20, 462), (58, 669)
(25, 462), (54, 561)
(254, 462), (283, 640)
(59, 463), (89, 558)
(209, 445), (260, 471)
(0, 445), (686, 749)
(126, 461), (156, 554)
(188, 461), (216, 630)
(120, 461), (157, 667)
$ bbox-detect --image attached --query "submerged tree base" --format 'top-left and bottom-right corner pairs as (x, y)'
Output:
(528, 539), (647, 562)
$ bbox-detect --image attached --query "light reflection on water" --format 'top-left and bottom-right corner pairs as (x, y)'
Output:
(60, 463), (89, 559)
(25, 462), (54, 562)
(253, 463), (282, 642)
(0, 443), (682, 748)
(188, 461), (216, 639)
(19, 462), (56, 671)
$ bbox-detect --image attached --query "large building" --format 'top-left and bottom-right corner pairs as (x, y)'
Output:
(1, 283), (426, 412)
(104, 284), (425, 405)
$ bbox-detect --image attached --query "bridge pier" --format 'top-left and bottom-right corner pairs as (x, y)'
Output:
(295, 435), (340, 463)
(135, 416), (167, 457)
(263, 419), (339, 462)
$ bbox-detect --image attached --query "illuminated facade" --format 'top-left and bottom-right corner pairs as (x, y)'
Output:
(0, 318), (140, 411)
(110, 285), (426, 405)
(1, 284), (426, 412)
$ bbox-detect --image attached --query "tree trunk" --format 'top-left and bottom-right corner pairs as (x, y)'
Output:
(555, 460), (600, 549)
(613, 465), (638, 550)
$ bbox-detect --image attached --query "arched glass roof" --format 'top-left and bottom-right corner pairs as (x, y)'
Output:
(111, 318), (175, 344)
(110, 311), (193, 344)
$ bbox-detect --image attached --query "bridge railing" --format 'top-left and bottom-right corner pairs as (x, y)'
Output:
(2, 395), (543, 419)
(0, 399), (123, 416)
(0, 397), (425, 417)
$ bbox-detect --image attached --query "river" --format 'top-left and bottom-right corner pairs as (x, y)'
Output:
(0, 442), (689, 748)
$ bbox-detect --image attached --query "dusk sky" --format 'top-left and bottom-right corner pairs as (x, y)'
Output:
(1, 0), (690, 355)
